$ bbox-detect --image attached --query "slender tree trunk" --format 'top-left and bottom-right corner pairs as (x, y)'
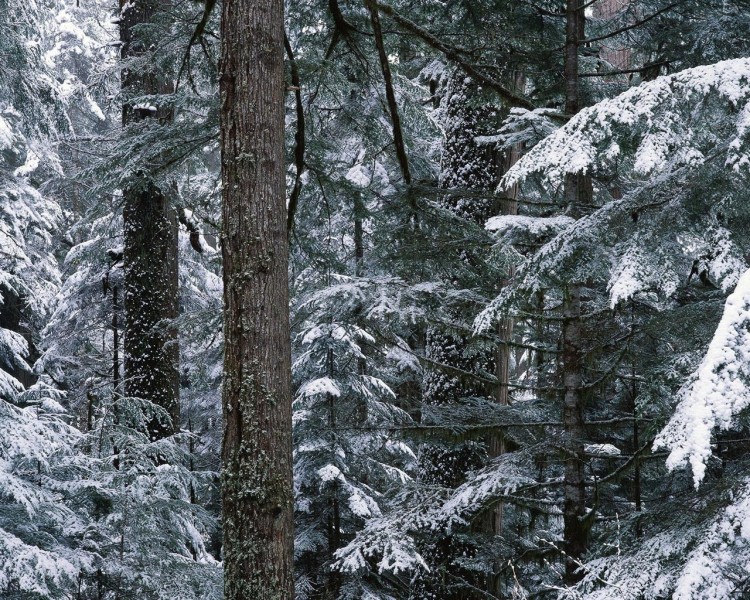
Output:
(353, 192), (368, 384)
(562, 0), (590, 584)
(112, 285), (120, 406)
(112, 283), (121, 468)
(630, 301), (642, 538)
(561, 283), (587, 582)
(354, 194), (365, 278)
(325, 346), (341, 598)
(219, 0), (294, 596)
(119, 0), (180, 440)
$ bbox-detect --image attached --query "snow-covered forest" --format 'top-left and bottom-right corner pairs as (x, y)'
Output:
(3, 0), (750, 598)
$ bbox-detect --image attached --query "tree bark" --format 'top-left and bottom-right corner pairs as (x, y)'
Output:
(219, 0), (294, 596)
(562, 283), (587, 583)
(562, 0), (590, 584)
(120, 0), (180, 440)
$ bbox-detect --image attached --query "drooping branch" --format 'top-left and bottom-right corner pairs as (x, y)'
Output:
(374, 1), (536, 110)
(176, 0), (218, 88)
(326, 0), (363, 59)
(366, 0), (412, 186)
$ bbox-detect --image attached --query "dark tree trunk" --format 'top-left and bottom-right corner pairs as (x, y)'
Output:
(562, 0), (590, 584)
(562, 283), (587, 582)
(112, 284), (120, 405)
(326, 348), (341, 598)
(219, 0), (294, 596)
(119, 0), (180, 440)
(122, 185), (179, 439)
(112, 282), (121, 468)
(354, 194), (365, 278)
(414, 73), (500, 600)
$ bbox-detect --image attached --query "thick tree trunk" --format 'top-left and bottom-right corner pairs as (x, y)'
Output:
(123, 186), (180, 438)
(414, 74), (501, 600)
(120, 0), (180, 440)
(562, 0), (590, 584)
(219, 0), (294, 596)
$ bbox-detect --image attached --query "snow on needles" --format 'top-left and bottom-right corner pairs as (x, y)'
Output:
(655, 267), (750, 486)
(501, 58), (750, 189)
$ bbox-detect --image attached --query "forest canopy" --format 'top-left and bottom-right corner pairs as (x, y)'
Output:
(2, 0), (750, 598)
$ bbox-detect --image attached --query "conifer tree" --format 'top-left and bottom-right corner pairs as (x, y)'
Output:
(220, 0), (294, 596)
(119, 0), (180, 439)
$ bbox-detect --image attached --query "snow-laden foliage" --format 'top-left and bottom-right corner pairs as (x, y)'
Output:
(0, 82), (63, 404)
(292, 274), (419, 597)
(8, 0), (750, 597)
(0, 395), (89, 597)
(502, 58), (750, 188)
(478, 59), (750, 493)
(474, 59), (750, 324)
(573, 466), (750, 600)
(656, 268), (750, 485)
(671, 478), (750, 600)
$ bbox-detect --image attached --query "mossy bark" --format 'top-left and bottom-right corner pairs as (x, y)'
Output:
(219, 0), (294, 596)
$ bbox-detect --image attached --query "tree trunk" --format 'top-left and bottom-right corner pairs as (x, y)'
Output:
(326, 347), (342, 598)
(562, 0), (590, 584)
(219, 0), (294, 596)
(592, 0), (631, 72)
(415, 73), (501, 600)
(120, 0), (180, 440)
(562, 283), (587, 583)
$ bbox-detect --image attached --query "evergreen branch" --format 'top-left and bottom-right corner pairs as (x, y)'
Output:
(366, 0), (412, 187)
(374, 1), (537, 111)
(581, 1), (686, 46)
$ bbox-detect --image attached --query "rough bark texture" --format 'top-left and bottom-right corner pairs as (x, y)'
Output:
(219, 0), (294, 596)
(562, 283), (587, 582)
(120, 0), (180, 439)
(562, 0), (590, 584)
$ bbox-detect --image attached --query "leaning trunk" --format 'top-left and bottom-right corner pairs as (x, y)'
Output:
(219, 0), (294, 596)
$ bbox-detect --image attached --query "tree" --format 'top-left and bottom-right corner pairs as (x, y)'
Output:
(119, 0), (180, 440)
(560, 0), (591, 583)
(494, 53), (750, 599)
(219, 0), (294, 596)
